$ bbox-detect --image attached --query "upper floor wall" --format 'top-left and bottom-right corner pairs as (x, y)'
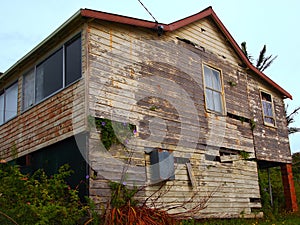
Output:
(0, 8), (291, 164)
(86, 15), (290, 163)
(0, 28), (87, 161)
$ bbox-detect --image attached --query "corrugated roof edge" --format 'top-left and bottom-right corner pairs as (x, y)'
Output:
(1, 7), (292, 99)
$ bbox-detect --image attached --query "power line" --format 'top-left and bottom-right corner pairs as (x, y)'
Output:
(137, 0), (158, 23)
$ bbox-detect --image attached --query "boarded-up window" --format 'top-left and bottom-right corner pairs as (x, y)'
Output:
(203, 65), (224, 114)
(0, 82), (18, 125)
(149, 148), (175, 183)
(261, 91), (275, 126)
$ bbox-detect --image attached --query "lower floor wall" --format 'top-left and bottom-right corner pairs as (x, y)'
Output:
(10, 133), (297, 217)
(88, 138), (262, 218)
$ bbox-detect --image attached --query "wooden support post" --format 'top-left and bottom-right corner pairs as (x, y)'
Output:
(267, 168), (273, 207)
(281, 163), (298, 212)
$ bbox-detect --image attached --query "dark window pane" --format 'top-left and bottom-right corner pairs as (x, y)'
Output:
(261, 92), (271, 102)
(36, 49), (63, 102)
(65, 36), (81, 85)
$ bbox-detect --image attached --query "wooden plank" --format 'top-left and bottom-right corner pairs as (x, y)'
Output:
(186, 162), (197, 188)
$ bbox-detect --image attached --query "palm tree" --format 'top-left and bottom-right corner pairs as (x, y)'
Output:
(241, 41), (277, 72)
(241, 42), (299, 134)
(286, 105), (300, 134)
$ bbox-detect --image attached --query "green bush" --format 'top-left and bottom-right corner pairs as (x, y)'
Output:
(0, 162), (89, 225)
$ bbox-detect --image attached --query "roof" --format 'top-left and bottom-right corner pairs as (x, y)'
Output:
(81, 7), (292, 99)
(1, 7), (292, 99)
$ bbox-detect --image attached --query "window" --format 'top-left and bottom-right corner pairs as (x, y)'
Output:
(65, 37), (82, 85)
(23, 69), (35, 109)
(22, 34), (81, 110)
(260, 91), (276, 126)
(36, 48), (63, 102)
(203, 65), (224, 114)
(0, 82), (18, 125)
(149, 148), (175, 183)
(0, 93), (4, 125)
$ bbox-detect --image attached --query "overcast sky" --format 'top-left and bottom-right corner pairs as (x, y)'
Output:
(1, 0), (299, 153)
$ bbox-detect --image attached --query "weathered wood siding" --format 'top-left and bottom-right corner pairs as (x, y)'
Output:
(87, 18), (261, 218)
(0, 30), (87, 161)
(247, 73), (291, 163)
(0, 80), (86, 161)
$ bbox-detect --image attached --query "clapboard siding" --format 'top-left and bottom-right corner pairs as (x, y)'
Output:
(247, 73), (291, 163)
(0, 8), (292, 219)
(0, 27), (87, 161)
(168, 18), (242, 66)
(87, 19), (260, 218)
(0, 79), (86, 160)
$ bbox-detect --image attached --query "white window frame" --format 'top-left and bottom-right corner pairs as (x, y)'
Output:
(202, 64), (226, 115)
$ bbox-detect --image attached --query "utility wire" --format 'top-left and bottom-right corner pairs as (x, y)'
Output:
(137, 0), (158, 23)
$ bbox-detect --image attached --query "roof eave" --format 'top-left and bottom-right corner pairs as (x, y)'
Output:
(1, 7), (292, 100)
(81, 9), (164, 29)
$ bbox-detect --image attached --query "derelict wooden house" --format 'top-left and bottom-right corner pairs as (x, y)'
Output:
(0, 6), (297, 218)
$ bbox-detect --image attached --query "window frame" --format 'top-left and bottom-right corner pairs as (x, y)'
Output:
(260, 90), (276, 127)
(22, 33), (82, 111)
(0, 81), (19, 125)
(202, 64), (226, 115)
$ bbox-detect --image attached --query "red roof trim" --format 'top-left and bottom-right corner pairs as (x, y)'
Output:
(208, 9), (292, 100)
(166, 7), (213, 31)
(81, 9), (162, 29)
(81, 8), (292, 99)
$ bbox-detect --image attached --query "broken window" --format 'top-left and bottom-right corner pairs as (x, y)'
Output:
(149, 148), (175, 183)
(22, 34), (81, 110)
(260, 91), (275, 126)
(0, 82), (18, 125)
(203, 65), (225, 114)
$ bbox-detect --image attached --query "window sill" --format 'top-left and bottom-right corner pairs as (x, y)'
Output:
(0, 115), (18, 127)
(21, 77), (83, 114)
(263, 122), (277, 129)
(205, 109), (227, 117)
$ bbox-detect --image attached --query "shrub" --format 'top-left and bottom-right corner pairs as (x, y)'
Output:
(0, 162), (89, 225)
